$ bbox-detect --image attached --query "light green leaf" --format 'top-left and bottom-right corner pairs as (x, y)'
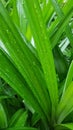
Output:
(42, 0), (54, 23)
(63, 61), (73, 95)
(6, 0), (19, 26)
(9, 108), (28, 127)
(0, 49), (48, 125)
(0, 1), (50, 123)
(50, 8), (73, 48)
(56, 82), (73, 123)
(55, 123), (73, 130)
(62, 0), (73, 16)
(24, 0), (58, 119)
(16, 0), (27, 35)
(0, 103), (7, 128)
(50, 0), (73, 48)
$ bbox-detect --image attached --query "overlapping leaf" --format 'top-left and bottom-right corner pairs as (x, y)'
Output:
(24, 0), (58, 119)
(0, 1), (50, 123)
(0, 49), (49, 125)
(55, 123), (73, 130)
(0, 103), (7, 128)
(9, 108), (28, 127)
(56, 82), (73, 123)
(63, 61), (73, 95)
(50, 0), (73, 48)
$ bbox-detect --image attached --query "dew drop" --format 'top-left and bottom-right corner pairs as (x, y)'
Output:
(6, 29), (9, 33)
(34, 3), (37, 9)
(33, 61), (36, 66)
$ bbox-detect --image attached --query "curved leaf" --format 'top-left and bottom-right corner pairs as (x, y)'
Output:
(56, 82), (73, 123)
(0, 103), (7, 128)
(9, 108), (28, 127)
(24, 0), (58, 119)
(0, 1), (50, 123)
(63, 61), (73, 95)
(0, 49), (48, 124)
(55, 123), (73, 130)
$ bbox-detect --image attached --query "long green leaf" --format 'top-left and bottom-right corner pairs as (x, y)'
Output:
(63, 61), (73, 95)
(42, 0), (54, 23)
(55, 123), (73, 130)
(62, 0), (73, 15)
(16, 0), (27, 36)
(24, 0), (58, 119)
(50, 0), (73, 48)
(9, 108), (28, 127)
(50, 8), (73, 48)
(56, 82), (73, 123)
(9, 0), (19, 27)
(0, 49), (48, 125)
(0, 1), (50, 123)
(0, 103), (7, 128)
(31, 113), (40, 126)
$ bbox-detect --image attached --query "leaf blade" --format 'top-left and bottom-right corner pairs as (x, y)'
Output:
(0, 1), (50, 122)
(56, 82), (73, 123)
(0, 49), (48, 124)
(24, 0), (58, 118)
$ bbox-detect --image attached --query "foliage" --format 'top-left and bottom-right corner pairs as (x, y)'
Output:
(0, 0), (73, 130)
